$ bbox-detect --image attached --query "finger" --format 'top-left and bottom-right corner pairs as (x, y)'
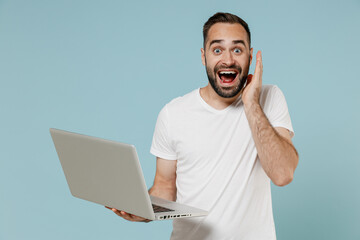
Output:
(124, 212), (151, 222)
(119, 211), (134, 220)
(127, 213), (147, 222)
(129, 214), (148, 222)
(108, 208), (150, 222)
(256, 50), (262, 63)
(120, 211), (142, 222)
(258, 51), (263, 78)
(246, 74), (253, 85)
(252, 51), (263, 88)
(111, 208), (131, 221)
(254, 51), (262, 77)
(111, 208), (123, 217)
(119, 211), (132, 220)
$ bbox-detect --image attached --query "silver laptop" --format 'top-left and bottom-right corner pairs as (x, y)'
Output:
(50, 128), (208, 221)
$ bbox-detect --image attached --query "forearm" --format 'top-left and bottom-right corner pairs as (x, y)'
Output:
(244, 102), (298, 186)
(148, 175), (177, 201)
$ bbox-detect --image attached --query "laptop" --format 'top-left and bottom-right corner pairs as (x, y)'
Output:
(50, 128), (208, 221)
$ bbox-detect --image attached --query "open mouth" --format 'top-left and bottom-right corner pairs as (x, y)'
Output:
(217, 70), (238, 84)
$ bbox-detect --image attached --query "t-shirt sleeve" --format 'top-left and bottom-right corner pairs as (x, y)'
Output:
(150, 105), (177, 160)
(261, 85), (295, 138)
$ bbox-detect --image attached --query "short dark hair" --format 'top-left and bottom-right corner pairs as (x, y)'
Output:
(203, 12), (251, 49)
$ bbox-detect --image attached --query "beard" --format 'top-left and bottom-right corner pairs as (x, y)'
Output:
(205, 60), (249, 98)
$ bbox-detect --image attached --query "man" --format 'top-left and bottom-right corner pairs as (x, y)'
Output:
(107, 12), (299, 239)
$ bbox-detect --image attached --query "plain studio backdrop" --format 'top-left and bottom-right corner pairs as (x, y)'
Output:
(0, 0), (359, 239)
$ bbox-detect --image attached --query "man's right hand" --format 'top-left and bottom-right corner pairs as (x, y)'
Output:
(105, 157), (176, 223)
(105, 206), (152, 223)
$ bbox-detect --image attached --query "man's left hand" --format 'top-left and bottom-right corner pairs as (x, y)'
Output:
(242, 50), (263, 107)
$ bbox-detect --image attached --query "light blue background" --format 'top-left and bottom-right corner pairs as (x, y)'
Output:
(1, 0), (359, 239)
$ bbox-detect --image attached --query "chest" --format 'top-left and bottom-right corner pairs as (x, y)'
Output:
(170, 108), (255, 170)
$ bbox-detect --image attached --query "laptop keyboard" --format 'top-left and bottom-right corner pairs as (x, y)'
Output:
(152, 204), (174, 213)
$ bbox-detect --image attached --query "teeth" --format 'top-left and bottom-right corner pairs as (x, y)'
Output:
(219, 71), (237, 74)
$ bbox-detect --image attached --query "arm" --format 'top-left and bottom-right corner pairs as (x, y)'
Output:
(149, 157), (177, 201)
(106, 157), (177, 221)
(242, 51), (299, 186)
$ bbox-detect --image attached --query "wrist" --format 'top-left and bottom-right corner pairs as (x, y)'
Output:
(243, 100), (261, 113)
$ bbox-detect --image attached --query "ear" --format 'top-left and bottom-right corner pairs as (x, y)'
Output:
(201, 48), (206, 66)
(249, 48), (253, 65)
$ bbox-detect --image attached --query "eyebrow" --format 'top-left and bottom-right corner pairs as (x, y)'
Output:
(209, 39), (247, 48)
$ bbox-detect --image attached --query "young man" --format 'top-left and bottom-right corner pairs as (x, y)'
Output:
(108, 12), (299, 239)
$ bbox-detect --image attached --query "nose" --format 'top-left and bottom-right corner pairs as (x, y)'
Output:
(221, 50), (235, 66)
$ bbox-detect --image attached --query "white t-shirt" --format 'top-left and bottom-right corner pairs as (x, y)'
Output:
(150, 85), (294, 240)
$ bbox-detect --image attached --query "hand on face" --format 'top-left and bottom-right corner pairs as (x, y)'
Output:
(242, 50), (262, 106)
(105, 206), (152, 223)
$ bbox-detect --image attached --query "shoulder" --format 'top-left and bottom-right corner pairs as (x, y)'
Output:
(154, 89), (199, 133)
(259, 85), (288, 112)
(155, 89), (199, 120)
(164, 89), (199, 111)
(259, 85), (284, 103)
(260, 85), (282, 112)
(260, 84), (281, 97)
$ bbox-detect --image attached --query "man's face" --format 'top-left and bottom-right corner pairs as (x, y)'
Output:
(201, 23), (253, 98)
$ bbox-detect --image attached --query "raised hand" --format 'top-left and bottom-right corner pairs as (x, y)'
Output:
(242, 50), (263, 107)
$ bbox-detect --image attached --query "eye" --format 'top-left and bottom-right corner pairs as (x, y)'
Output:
(213, 48), (222, 54)
(234, 48), (242, 54)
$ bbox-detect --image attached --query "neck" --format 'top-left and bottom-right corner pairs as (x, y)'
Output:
(199, 84), (241, 110)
